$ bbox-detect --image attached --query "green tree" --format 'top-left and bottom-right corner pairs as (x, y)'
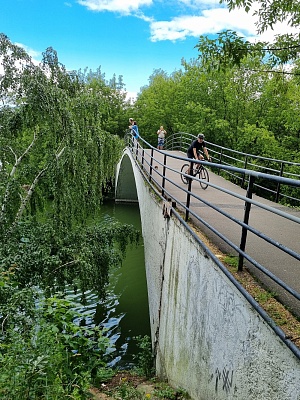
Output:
(220, 1), (300, 65)
(0, 34), (140, 396)
(134, 69), (176, 145)
(0, 34), (124, 235)
(77, 66), (130, 136)
(194, 30), (264, 72)
(0, 33), (141, 294)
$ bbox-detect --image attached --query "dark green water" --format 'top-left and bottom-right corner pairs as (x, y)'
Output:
(67, 200), (150, 368)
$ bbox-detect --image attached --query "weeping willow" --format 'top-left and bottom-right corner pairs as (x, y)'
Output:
(0, 33), (137, 294)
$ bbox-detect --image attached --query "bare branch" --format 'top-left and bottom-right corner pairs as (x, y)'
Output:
(10, 130), (37, 177)
(56, 146), (65, 159)
(1, 313), (9, 334)
(1, 128), (69, 232)
(12, 167), (47, 226)
(8, 146), (18, 164)
(1, 131), (38, 219)
(52, 260), (79, 273)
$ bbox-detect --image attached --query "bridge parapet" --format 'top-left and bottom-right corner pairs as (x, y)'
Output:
(115, 143), (300, 399)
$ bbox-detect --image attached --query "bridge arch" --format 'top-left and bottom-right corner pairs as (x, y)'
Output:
(115, 148), (138, 202)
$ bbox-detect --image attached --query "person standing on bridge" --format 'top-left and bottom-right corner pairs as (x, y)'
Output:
(187, 133), (210, 174)
(129, 118), (139, 140)
(157, 125), (167, 150)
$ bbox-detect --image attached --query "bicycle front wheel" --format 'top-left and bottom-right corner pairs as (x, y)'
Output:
(181, 164), (190, 184)
(198, 167), (209, 189)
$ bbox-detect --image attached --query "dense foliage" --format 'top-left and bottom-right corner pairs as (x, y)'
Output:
(0, 34), (138, 397)
(0, 34), (132, 235)
(0, 288), (114, 399)
(133, 31), (300, 164)
(220, 0), (300, 66)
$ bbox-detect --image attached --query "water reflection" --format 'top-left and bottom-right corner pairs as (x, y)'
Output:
(66, 201), (150, 368)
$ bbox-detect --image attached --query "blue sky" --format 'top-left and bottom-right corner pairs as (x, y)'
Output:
(0, 0), (295, 98)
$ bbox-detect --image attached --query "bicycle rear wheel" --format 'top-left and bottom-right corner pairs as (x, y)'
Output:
(198, 167), (209, 189)
(181, 164), (190, 184)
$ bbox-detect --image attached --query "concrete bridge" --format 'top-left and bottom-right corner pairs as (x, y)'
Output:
(115, 145), (300, 400)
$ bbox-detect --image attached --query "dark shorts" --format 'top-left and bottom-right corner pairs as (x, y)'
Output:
(187, 152), (194, 159)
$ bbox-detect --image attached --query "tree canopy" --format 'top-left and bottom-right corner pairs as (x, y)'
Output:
(0, 33), (138, 294)
(219, 0), (300, 66)
(133, 33), (300, 162)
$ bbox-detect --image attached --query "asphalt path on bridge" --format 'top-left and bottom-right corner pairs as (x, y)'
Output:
(141, 149), (300, 316)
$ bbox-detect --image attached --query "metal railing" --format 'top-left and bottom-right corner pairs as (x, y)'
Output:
(125, 133), (300, 360)
(165, 132), (300, 206)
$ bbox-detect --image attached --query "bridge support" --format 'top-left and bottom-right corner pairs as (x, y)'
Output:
(115, 151), (138, 202)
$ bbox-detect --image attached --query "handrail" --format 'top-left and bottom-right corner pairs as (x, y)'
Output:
(165, 132), (300, 205)
(124, 133), (300, 360)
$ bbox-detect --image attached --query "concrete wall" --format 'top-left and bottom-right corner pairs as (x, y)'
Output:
(116, 149), (300, 400)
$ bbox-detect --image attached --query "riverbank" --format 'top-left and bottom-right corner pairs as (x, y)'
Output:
(90, 371), (189, 399)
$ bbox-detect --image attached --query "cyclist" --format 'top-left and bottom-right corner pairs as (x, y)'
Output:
(187, 133), (210, 174)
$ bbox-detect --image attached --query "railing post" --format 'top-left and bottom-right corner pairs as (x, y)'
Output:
(218, 149), (223, 175)
(161, 153), (167, 198)
(238, 175), (255, 271)
(129, 135), (134, 151)
(241, 156), (248, 188)
(134, 139), (138, 159)
(275, 162), (284, 203)
(149, 148), (154, 183)
(141, 148), (145, 169)
(185, 162), (193, 221)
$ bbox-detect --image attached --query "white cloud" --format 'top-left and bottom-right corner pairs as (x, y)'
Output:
(0, 42), (43, 87)
(77, 0), (153, 14)
(253, 22), (299, 44)
(75, 0), (298, 45)
(178, 0), (227, 9)
(0, 42), (41, 79)
(149, 6), (297, 44)
(149, 7), (257, 42)
(14, 42), (41, 60)
(125, 90), (138, 102)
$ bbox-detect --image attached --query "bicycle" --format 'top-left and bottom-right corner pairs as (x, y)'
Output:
(181, 161), (209, 189)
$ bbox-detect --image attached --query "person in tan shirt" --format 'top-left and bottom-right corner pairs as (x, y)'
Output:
(157, 125), (167, 149)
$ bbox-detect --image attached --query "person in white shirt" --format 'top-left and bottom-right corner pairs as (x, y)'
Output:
(157, 125), (166, 149)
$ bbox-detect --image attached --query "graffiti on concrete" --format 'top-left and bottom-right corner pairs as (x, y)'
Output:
(214, 368), (234, 394)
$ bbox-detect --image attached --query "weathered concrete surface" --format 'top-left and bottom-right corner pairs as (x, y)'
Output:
(141, 149), (300, 317)
(116, 149), (300, 400)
